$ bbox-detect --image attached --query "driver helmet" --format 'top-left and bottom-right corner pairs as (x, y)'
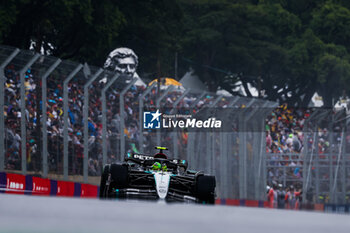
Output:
(152, 162), (161, 171)
(152, 162), (167, 172)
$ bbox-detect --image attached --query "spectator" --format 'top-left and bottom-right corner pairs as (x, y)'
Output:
(276, 184), (286, 209)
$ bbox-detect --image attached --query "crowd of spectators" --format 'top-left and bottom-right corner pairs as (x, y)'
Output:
(3, 60), (349, 207)
(3, 63), (224, 176)
(267, 182), (303, 210)
(265, 105), (307, 155)
(4, 65), (38, 171)
(265, 104), (349, 204)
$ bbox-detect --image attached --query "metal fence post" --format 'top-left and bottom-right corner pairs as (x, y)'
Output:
(101, 74), (120, 166)
(188, 92), (207, 169)
(341, 119), (348, 204)
(301, 109), (322, 201)
(223, 96), (239, 198)
(63, 64), (83, 180)
(20, 54), (40, 175)
(172, 89), (190, 159)
(156, 85), (175, 145)
(41, 59), (61, 178)
(228, 96), (239, 108)
(210, 95), (223, 108)
(205, 128), (212, 174)
(171, 89), (191, 115)
(209, 95), (223, 176)
(245, 105), (259, 200)
(139, 82), (157, 153)
(220, 129), (228, 198)
(252, 102), (267, 200)
(187, 130), (195, 169)
(120, 78), (137, 160)
(261, 107), (272, 200)
(332, 128), (345, 204)
(190, 92), (207, 108)
(331, 110), (346, 204)
(328, 112), (335, 203)
(255, 102), (278, 200)
(0, 48), (19, 171)
(82, 68), (103, 182)
(238, 99), (255, 199)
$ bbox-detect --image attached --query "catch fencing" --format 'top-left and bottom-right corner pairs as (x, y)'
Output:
(3, 45), (350, 204)
(0, 45), (277, 200)
(265, 108), (350, 205)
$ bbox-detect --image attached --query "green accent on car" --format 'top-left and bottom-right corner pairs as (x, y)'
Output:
(152, 162), (161, 170)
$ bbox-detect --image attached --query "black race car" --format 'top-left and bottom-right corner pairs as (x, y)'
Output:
(99, 147), (216, 204)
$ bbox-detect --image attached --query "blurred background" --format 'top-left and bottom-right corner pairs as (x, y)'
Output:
(1, 0), (350, 210)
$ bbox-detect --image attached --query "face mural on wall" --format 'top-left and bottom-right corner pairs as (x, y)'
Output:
(104, 47), (138, 78)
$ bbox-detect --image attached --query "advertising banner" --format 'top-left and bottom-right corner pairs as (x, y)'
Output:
(6, 173), (26, 195)
(1, 172), (100, 198)
(57, 181), (75, 197)
(32, 177), (51, 196)
(81, 184), (98, 198)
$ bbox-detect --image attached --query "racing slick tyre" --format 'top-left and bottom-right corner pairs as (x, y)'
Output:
(99, 164), (110, 198)
(109, 164), (128, 188)
(196, 175), (216, 204)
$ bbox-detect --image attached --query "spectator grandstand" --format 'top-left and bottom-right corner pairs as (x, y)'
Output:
(1, 46), (349, 204)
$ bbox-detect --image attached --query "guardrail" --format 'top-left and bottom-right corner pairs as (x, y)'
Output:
(2, 171), (348, 214)
(0, 172), (98, 198)
(215, 198), (350, 214)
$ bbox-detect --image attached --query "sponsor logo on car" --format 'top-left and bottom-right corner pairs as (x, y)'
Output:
(134, 154), (154, 160)
(158, 188), (167, 194)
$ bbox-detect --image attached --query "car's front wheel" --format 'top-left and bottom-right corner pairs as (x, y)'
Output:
(195, 175), (216, 204)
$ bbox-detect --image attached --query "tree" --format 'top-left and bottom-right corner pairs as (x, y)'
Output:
(2, 0), (350, 107)
(180, 0), (243, 92)
(114, 0), (184, 80)
(0, 0), (17, 44)
(2, 0), (125, 65)
(180, 0), (301, 98)
(179, 0), (350, 107)
(310, 1), (350, 50)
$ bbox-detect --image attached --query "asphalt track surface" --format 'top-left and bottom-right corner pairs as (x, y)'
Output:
(0, 194), (349, 233)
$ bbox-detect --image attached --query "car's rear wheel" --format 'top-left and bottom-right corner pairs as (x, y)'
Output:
(196, 175), (216, 204)
(109, 164), (128, 188)
(99, 164), (110, 198)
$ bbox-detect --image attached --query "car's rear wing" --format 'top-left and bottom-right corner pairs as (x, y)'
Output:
(125, 153), (188, 170)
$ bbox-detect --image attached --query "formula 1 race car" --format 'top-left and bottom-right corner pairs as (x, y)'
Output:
(99, 147), (216, 204)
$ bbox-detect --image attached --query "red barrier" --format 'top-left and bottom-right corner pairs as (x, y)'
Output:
(32, 177), (51, 196)
(0, 172), (338, 214)
(81, 184), (98, 198)
(57, 181), (75, 197)
(314, 204), (325, 211)
(245, 200), (259, 207)
(225, 199), (240, 206)
(2, 172), (100, 198)
(263, 201), (270, 208)
(6, 173), (26, 195)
